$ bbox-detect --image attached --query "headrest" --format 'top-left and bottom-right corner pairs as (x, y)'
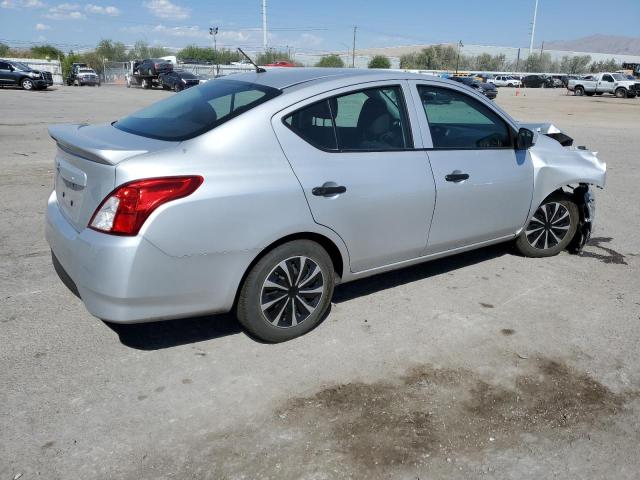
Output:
(303, 97), (339, 120)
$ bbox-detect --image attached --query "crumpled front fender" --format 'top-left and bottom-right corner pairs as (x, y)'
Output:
(527, 134), (606, 222)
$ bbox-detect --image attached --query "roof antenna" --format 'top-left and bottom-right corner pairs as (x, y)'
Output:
(237, 48), (266, 73)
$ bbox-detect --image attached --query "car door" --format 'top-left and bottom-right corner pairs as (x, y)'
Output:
(273, 81), (436, 273)
(0, 62), (15, 86)
(410, 81), (533, 253)
(598, 74), (614, 93)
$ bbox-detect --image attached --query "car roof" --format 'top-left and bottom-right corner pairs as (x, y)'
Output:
(222, 68), (443, 90)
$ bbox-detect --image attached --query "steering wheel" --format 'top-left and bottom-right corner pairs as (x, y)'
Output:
(476, 133), (504, 148)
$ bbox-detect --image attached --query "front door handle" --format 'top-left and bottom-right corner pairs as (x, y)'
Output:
(312, 185), (347, 197)
(445, 172), (469, 182)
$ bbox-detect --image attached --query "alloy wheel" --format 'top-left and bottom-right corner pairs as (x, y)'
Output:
(525, 202), (571, 250)
(260, 256), (325, 328)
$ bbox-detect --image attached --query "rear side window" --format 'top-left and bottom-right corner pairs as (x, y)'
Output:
(284, 99), (337, 150)
(115, 79), (281, 141)
(284, 85), (412, 151)
(418, 85), (511, 149)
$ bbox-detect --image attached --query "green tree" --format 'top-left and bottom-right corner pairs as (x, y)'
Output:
(368, 55), (391, 69)
(62, 51), (82, 77)
(315, 54), (345, 68)
(177, 45), (242, 64)
(589, 58), (621, 73)
(0, 42), (10, 57)
(129, 41), (169, 60)
(30, 44), (64, 60)
(558, 55), (592, 74)
(95, 39), (128, 62)
(255, 49), (296, 65)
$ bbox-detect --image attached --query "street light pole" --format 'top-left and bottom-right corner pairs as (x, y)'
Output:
(455, 40), (463, 74)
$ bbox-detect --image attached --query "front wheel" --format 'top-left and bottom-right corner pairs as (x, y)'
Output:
(21, 78), (34, 90)
(236, 240), (335, 342)
(515, 194), (579, 258)
(615, 88), (628, 98)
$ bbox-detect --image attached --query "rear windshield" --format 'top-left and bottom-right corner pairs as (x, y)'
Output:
(114, 79), (281, 141)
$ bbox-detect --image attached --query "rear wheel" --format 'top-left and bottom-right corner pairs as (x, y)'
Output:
(574, 86), (584, 96)
(515, 194), (579, 258)
(236, 240), (335, 342)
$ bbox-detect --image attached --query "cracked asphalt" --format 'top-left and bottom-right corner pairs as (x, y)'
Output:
(1, 84), (639, 479)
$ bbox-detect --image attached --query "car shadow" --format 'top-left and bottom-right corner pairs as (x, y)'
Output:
(333, 243), (510, 304)
(107, 243), (512, 351)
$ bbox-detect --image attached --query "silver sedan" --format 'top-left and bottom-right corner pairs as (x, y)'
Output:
(46, 68), (606, 342)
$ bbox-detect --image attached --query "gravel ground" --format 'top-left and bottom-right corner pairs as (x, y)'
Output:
(1, 84), (639, 480)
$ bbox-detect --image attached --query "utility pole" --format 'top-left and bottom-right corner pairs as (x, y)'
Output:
(351, 26), (357, 68)
(516, 47), (521, 72)
(529, 0), (539, 54)
(540, 40), (544, 56)
(262, 0), (268, 52)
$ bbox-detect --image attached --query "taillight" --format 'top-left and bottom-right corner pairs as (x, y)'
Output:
(89, 176), (203, 236)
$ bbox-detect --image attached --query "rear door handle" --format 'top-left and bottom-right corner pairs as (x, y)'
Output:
(312, 185), (347, 196)
(445, 172), (469, 182)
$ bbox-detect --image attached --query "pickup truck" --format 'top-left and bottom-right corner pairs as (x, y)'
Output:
(568, 72), (640, 98)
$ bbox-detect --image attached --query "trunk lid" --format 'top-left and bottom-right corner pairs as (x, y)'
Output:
(49, 123), (178, 232)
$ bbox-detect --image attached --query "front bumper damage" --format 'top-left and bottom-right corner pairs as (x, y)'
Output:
(568, 184), (595, 253)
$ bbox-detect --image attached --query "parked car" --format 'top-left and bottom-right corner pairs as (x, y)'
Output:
(136, 58), (173, 77)
(265, 60), (296, 67)
(450, 76), (498, 99)
(67, 67), (100, 87)
(568, 72), (640, 98)
(0, 59), (53, 90)
(521, 75), (555, 88)
(46, 69), (605, 342)
(159, 70), (199, 92)
(488, 75), (521, 87)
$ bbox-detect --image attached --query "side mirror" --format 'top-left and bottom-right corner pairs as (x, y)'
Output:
(516, 128), (535, 150)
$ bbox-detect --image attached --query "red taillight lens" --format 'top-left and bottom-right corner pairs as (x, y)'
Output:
(89, 176), (203, 236)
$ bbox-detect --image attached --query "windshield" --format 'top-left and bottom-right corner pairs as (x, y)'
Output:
(114, 79), (281, 141)
(611, 73), (625, 81)
(12, 62), (31, 71)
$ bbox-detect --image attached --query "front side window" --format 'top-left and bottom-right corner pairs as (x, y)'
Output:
(0, 62), (11, 70)
(418, 85), (511, 149)
(284, 85), (412, 151)
(115, 79), (281, 141)
(602, 74), (614, 82)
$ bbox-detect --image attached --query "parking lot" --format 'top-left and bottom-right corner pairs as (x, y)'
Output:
(1, 84), (639, 479)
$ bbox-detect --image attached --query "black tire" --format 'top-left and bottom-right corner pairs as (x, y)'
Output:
(21, 78), (34, 90)
(515, 193), (579, 258)
(615, 88), (627, 99)
(236, 240), (335, 342)
(574, 86), (584, 96)
(173, 83), (180, 92)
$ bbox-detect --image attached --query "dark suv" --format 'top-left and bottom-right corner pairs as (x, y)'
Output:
(0, 59), (54, 90)
(136, 58), (173, 76)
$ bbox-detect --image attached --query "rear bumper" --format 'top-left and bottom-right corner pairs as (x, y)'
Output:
(45, 192), (250, 323)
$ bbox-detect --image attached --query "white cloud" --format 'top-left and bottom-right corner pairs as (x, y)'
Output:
(35, 22), (51, 30)
(1, 0), (47, 8)
(45, 2), (85, 19)
(85, 4), (120, 16)
(143, 0), (189, 20)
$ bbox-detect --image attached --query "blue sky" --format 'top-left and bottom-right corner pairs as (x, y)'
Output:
(1, 0), (639, 53)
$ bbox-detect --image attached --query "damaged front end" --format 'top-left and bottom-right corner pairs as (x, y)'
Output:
(523, 122), (606, 254)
